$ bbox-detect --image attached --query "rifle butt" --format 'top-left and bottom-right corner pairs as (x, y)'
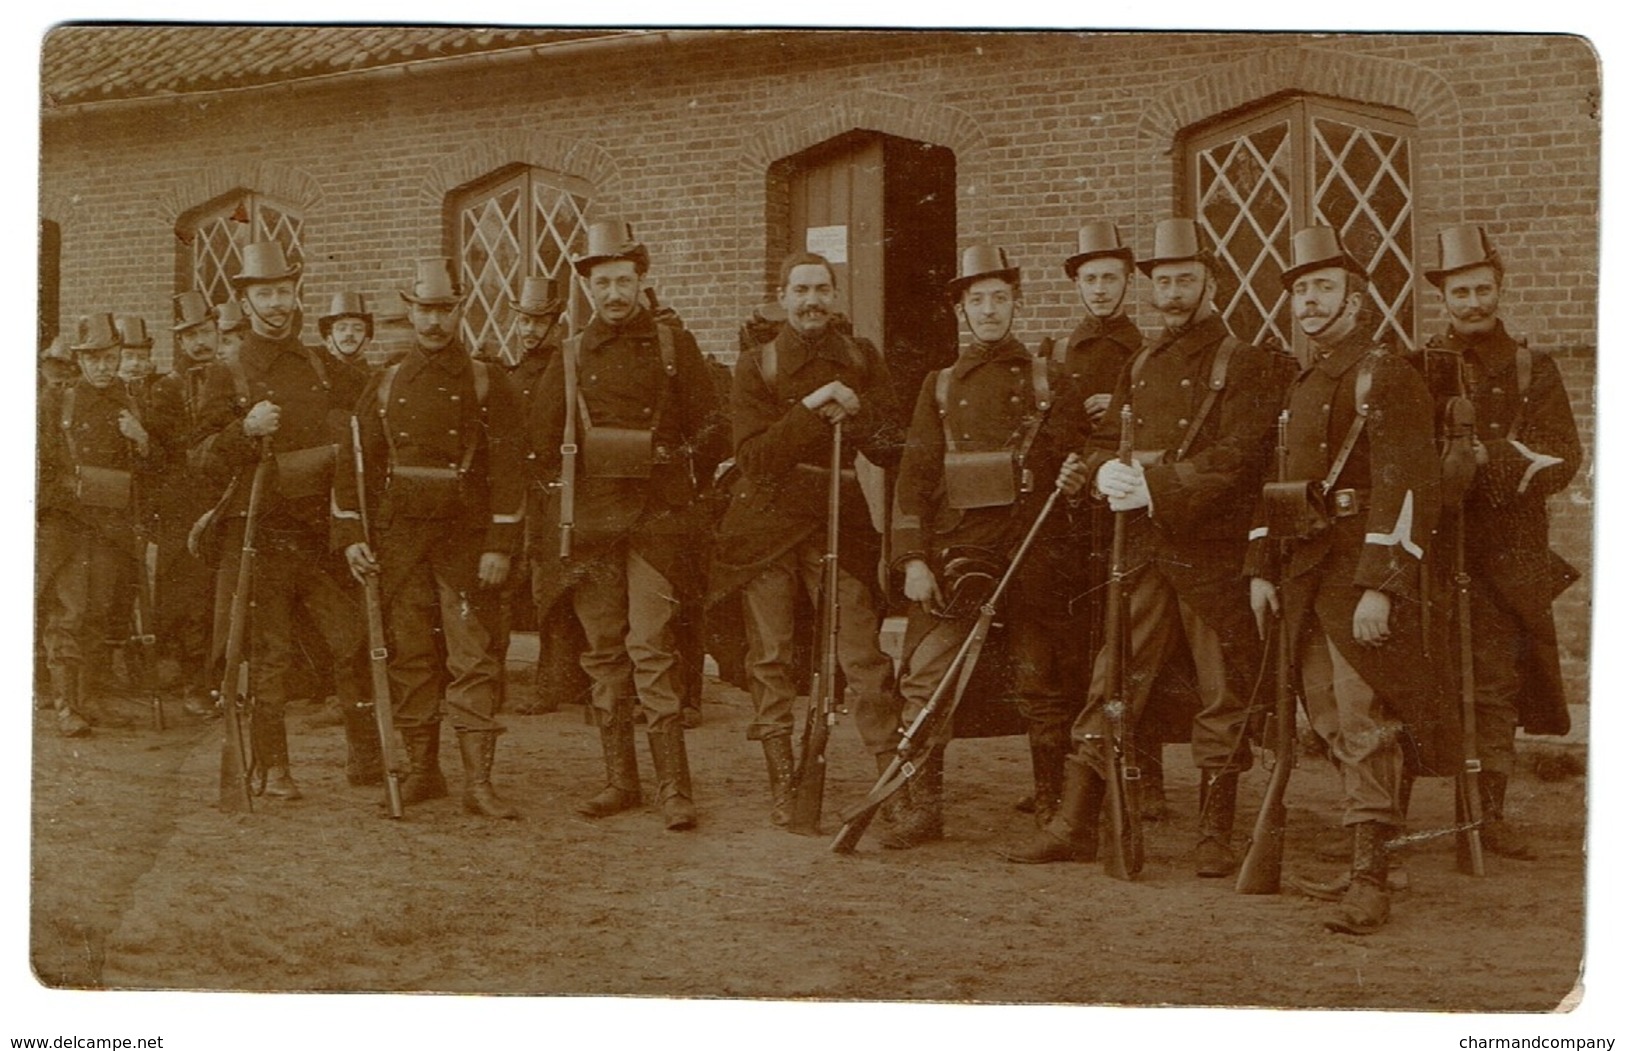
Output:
(218, 692), (253, 814)
(384, 772), (405, 820)
(787, 706), (830, 836)
(1099, 747), (1133, 882)
(1455, 773), (1486, 876)
(830, 754), (907, 853)
(1235, 794), (1286, 894)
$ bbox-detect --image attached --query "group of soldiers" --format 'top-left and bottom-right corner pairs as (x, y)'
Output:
(36, 213), (1579, 937)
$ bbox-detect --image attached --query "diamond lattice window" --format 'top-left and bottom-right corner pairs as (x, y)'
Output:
(1184, 96), (1418, 353)
(177, 192), (305, 309)
(453, 166), (592, 365)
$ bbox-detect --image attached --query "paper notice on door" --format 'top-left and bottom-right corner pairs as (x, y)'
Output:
(805, 225), (848, 263)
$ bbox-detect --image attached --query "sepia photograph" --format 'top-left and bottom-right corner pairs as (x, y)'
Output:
(19, 10), (1615, 1047)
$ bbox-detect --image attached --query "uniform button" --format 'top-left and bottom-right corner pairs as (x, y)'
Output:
(449, 428), (458, 436)
(1492, 387), (1504, 395)
(589, 375), (597, 382)
(1178, 418), (1188, 427)
(1490, 422), (1502, 430)
(1180, 378), (1192, 388)
(398, 398), (407, 405)
(1010, 366), (1020, 374)
(1010, 396), (1022, 405)
(1318, 442), (1328, 450)
(398, 432), (408, 439)
(1322, 403), (1331, 413)
(641, 407), (652, 416)
(451, 394), (460, 402)
(959, 399), (969, 406)
(961, 433), (971, 440)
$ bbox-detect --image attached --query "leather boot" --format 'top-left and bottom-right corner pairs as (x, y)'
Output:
(51, 664), (91, 738)
(400, 724), (449, 805)
(1194, 770), (1239, 877)
(1000, 758), (1101, 863)
(875, 753), (908, 826)
(253, 706), (302, 800)
(578, 708), (641, 818)
(1027, 732), (1069, 829)
(1480, 770), (1537, 860)
(647, 725), (698, 831)
(458, 730), (519, 820)
(762, 735), (796, 827)
(343, 702), (384, 787)
(879, 749), (944, 850)
(1138, 739), (1167, 822)
(1325, 822), (1392, 935)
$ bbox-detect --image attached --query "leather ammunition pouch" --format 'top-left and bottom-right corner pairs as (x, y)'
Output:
(274, 444), (336, 500)
(929, 546), (1007, 619)
(388, 464), (462, 518)
(1260, 480), (1330, 540)
(1439, 395), (1479, 510)
(584, 426), (656, 480)
(943, 450), (1026, 510)
(75, 465), (133, 510)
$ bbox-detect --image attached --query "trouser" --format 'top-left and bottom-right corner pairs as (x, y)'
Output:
(572, 543), (684, 732)
(1010, 609), (1090, 747)
(740, 541), (900, 753)
(1468, 579), (1523, 778)
(1300, 617), (1404, 827)
(383, 545), (507, 733)
(1070, 561), (1255, 775)
(37, 520), (126, 692)
(155, 492), (216, 694)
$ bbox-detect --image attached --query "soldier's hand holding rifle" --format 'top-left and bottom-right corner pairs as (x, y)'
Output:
(1250, 577), (1280, 640)
(345, 542), (379, 584)
(242, 400), (281, 437)
(802, 380), (860, 423)
(1056, 452), (1089, 497)
(902, 559), (942, 607)
(477, 552), (511, 588)
(1096, 457), (1150, 511)
(117, 409), (149, 455)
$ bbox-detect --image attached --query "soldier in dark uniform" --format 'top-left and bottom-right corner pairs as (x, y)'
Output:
(708, 251), (904, 827)
(1001, 219), (1286, 876)
(337, 258), (528, 820)
(889, 246), (1093, 848)
(37, 314), (161, 735)
(318, 291), (376, 383)
(1412, 225), (1582, 860)
(1247, 227), (1453, 934)
(194, 242), (373, 801)
(117, 316), (160, 407)
(148, 292), (223, 718)
(529, 220), (728, 832)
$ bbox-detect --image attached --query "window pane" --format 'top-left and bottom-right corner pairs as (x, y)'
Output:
(1193, 119), (1295, 349)
(1313, 116), (1416, 349)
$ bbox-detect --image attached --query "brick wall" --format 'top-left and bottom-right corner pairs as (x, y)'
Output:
(39, 29), (1599, 706)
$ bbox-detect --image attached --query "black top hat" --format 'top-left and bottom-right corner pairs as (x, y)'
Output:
(1137, 218), (1215, 277)
(1063, 222), (1135, 280)
(172, 291), (214, 333)
(116, 315), (154, 349)
(1424, 225), (1502, 288)
(318, 291), (374, 337)
(1280, 226), (1367, 289)
(510, 274), (568, 318)
(400, 259), (464, 307)
(216, 300), (248, 334)
(573, 220), (650, 277)
(946, 245), (1020, 299)
(69, 313), (121, 354)
(230, 241), (302, 289)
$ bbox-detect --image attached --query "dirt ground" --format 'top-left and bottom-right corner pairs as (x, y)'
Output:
(24, 654), (1595, 1035)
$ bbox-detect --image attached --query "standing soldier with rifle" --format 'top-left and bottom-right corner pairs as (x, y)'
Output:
(1245, 227), (1454, 934)
(707, 251), (903, 830)
(336, 257), (528, 820)
(1001, 219), (1285, 878)
(888, 245), (1092, 849)
(193, 242), (373, 801)
(529, 221), (728, 832)
(1410, 225), (1582, 861)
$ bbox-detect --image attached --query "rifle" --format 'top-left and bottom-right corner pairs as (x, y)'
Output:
(216, 439), (272, 813)
(352, 416), (406, 819)
(831, 483), (1065, 854)
(1236, 409), (1296, 894)
(129, 538), (163, 731)
(787, 421), (843, 835)
(1447, 396), (1487, 877)
(1098, 403), (1143, 881)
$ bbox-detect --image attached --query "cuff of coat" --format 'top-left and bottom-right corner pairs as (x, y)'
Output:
(483, 520), (523, 557)
(332, 518), (365, 555)
(1353, 547), (1421, 602)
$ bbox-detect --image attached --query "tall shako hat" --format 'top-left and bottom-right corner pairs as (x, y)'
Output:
(573, 220), (650, 277)
(1063, 222), (1134, 280)
(216, 300), (248, 333)
(116, 315), (154, 349)
(319, 291), (374, 338)
(1137, 218), (1215, 278)
(1280, 226), (1367, 288)
(399, 258), (464, 307)
(1424, 225), (1502, 288)
(946, 245), (1020, 299)
(510, 274), (568, 318)
(69, 313), (121, 354)
(172, 290), (215, 333)
(229, 241), (302, 289)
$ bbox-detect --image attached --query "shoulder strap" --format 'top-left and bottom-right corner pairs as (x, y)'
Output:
(1014, 356), (1052, 469)
(303, 346), (331, 392)
(758, 340), (778, 397)
(1171, 336), (1240, 463)
(472, 358), (490, 407)
(227, 357), (251, 408)
(59, 386), (79, 467)
(458, 359), (490, 476)
(657, 324), (677, 376)
(1044, 333), (1069, 367)
(558, 335), (582, 558)
(375, 364), (402, 470)
(1321, 354), (1378, 493)
(1508, 341), (1534, 442)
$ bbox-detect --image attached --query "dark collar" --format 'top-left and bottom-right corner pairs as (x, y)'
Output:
(1310, 328), (1375, 381)
(950, 335), (1029, 380)
(772, 324), (849, 379)
(1441, 319), (1518, 375)
(1149, 306), (1227, 357)
(580, 308), (657, 354)
(239, 330), (307, 372)
(398, 342), (472, 386)
(1069, 311), (1142, 351)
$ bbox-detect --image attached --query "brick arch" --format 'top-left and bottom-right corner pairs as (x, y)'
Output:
(1133, 43), (1464, 219)
(416, 131), (620, 208)
(151, 161), (325, 227)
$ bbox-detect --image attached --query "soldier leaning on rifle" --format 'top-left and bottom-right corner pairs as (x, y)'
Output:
(1001, 219), (1288, 876)
(37, 313), (164, 736)
(336, 258), (528, 820)
(1247, 227), (1456, 935)
(529, 220), (728, 832)
(889, 246), (1094, 849)
(194, 242), (374, 801)
(1409, 225), (1582, 860)
(707, 251), (905, 828)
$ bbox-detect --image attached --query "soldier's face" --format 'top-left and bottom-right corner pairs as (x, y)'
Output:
(218, 329), (244, 366)
(327, 317), (368, 358)
(1291, 266), (1362, 343)
(244, 279), (300, 339)
(958, 277), (1018, 344)
(780, 263), (837, 336)
(178, 324), (218, 364)
(1074, 258), (1130, 319)
(78, 348), (121, 388)
(409, 302), (462, 353)
(518, 312), (558, 352)
(587, 260), (644, 325)
(119, 348), (153, 381)
(1149, 261), (1209, 326)
(1442, 264), (1501, 335)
